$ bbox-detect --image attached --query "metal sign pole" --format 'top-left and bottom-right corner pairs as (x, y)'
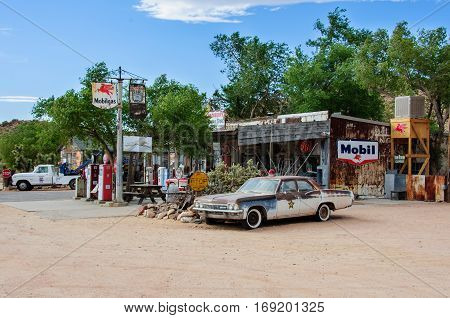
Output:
(115, 66), (124, 203)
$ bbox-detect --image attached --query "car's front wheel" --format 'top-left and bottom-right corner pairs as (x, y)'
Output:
(17, 181), (31, 191)
(242, 208), (263, 230)
(316, 204), (331, 222)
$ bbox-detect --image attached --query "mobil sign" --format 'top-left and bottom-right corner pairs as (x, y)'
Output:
(337, 140), (379, 166)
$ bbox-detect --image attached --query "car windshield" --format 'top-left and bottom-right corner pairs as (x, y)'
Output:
(237, 178), (279, 194)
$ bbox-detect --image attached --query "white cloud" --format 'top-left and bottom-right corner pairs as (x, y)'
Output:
(0, 27), (12, 35)
(135, 0), (339, 23)
(0, 96), (39, 103)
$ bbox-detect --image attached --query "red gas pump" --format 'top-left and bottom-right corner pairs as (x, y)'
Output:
(86, 164), (99, 199)
(98, 164), (113, 201)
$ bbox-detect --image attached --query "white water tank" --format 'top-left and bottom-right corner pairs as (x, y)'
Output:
(395, 96), (425, 118)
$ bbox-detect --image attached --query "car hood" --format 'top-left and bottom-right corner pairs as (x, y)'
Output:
(12, 172), (34, 179)
(196, 192), (275, 204)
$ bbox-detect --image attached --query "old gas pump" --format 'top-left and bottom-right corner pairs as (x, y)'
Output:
(86, 164), (99, 200)
(98, 164), (113, 201)
(158, 166), (168, 191)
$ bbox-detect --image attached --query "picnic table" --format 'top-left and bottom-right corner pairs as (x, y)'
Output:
(123, 183), (166, 204)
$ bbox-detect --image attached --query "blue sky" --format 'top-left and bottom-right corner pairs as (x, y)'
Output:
(0, 0), (448, 121)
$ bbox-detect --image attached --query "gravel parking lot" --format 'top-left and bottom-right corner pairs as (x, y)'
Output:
(0, 199), (449, 298)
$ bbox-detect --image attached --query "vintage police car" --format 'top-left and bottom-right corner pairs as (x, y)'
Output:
(193, 176), (354, 229)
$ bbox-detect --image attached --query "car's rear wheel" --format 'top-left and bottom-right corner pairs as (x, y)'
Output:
(17, 181), (31, 191)
(316, 204), (331, 222)
(242, 208), (263, 230)
(69, 179), (76, 190)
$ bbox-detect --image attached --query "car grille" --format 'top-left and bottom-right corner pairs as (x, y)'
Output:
(202, 203), (228, 210)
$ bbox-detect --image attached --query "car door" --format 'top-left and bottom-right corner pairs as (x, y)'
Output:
(276, 180), (301, 218)
(298, 180), (321, 216)
(36, 166), (52, 185)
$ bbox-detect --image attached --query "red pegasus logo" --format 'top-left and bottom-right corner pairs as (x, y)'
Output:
(97, 84), (115, 97)
(394, 123), (407, 133)
(354, 154), (362, 161)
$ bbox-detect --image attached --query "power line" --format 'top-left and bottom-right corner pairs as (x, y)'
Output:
(0, 0), (95, 65)
(410, 0), (449, 29)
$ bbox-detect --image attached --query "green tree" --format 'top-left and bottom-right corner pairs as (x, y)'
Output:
(355, 22), (449, 131)
(210, 32), (290, 118)
(283, 8), (384, 120)
(0, 121), (66, 171)
(150, 76), (212, 159)
(33, 62), (117, 161)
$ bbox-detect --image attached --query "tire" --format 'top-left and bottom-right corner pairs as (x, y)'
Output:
(17, 181), (31, 191)
(69, 179), (76, 190)
(205, 217), (216, 225)
(242, 208), (263, 230)
(316, 204), (331, 222)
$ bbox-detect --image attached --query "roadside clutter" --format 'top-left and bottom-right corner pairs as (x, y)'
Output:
(135, 194), (203, 224)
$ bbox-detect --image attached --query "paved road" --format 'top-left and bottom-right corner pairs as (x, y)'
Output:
(0, 190), (74, 202)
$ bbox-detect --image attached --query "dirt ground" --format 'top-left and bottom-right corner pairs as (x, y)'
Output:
(0, 200), (449, 298)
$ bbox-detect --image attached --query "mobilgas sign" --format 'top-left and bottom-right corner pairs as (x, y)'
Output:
(92, 83), (118, 109)
(337, 140), (379, 166)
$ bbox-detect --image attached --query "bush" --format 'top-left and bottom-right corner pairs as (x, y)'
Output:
(205, 160), (261, 194)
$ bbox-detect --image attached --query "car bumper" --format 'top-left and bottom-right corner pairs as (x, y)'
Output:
(193, 207), (245, 220)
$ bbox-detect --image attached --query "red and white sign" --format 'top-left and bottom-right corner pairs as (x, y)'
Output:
(92, 83), (118, 109)
(208, 111), (225, 129)
(337, 140), (379, 166)
(2, 169), (11, 178)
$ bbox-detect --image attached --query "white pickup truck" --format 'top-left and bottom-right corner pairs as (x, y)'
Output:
(11, 164), (79, 191)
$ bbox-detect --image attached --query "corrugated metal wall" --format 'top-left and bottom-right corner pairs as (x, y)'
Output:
(329, 116), (390, 197)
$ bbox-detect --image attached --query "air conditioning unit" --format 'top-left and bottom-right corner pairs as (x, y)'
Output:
(395, 96), (425, 118)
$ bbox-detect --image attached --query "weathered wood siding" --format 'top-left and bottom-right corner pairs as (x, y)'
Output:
(238, 121), (330, 146)
(329, 116), (390, 197)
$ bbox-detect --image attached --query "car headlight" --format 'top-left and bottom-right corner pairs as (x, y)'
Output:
(194, 201), (200, 208)
(228, 203), (239, 210)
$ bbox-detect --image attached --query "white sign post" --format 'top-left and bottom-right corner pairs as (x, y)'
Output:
(337, 140), (379, 166)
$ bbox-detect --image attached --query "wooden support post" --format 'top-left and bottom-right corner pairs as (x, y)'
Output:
(390, 137), (395, 170)
(408, 135), (412, 176)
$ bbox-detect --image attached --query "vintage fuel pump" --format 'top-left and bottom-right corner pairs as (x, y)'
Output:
(158, 166), (168, 191)
(98, 164), (113, 201)
(86, 164), (99, 200)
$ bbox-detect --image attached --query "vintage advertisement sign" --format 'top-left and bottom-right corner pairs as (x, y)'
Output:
(123, 136), (152, 153)
(92, 83), (118, 109)
(208, 111), (225, 130)
(189, 171), (208, 191)
(337, 140), (379, 166)
(129, 83), (147, 119)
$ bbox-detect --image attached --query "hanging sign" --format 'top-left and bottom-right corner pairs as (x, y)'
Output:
(123, 136), (152, 153)
(92, 83), (118, 109)
(299, 140), (312, 153)
(337, 140), (379, 166)
(129, 83), (147, 119)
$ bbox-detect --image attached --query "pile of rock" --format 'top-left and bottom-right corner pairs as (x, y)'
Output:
(136, 202), (202, 224)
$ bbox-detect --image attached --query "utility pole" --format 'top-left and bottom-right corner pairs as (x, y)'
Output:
(115, 66), (124, 203)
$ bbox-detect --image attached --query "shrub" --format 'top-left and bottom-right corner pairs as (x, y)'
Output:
(205, 160), (261, 194)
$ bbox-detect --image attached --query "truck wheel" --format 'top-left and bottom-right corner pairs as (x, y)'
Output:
(17, 181), (31, 191)
(69, 179), (76, 190)
(242, 208), (262, 230)
(316, 204), (331, 222)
